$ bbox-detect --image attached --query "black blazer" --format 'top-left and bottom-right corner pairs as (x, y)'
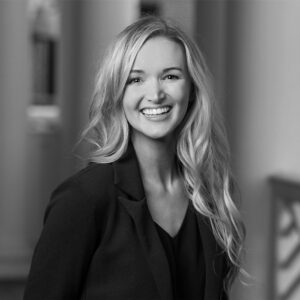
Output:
(24, 144), (229, 300)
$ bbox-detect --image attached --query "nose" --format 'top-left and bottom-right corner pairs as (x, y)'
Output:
(145, 78), (165, 103)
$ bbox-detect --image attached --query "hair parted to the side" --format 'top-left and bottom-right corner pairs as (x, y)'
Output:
(80, 16), (245, 290)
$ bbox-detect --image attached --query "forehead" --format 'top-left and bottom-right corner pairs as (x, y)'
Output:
(132, 36), (187, 70)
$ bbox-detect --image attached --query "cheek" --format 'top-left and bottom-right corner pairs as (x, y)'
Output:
(122, 96), (138, 125)
(122, 106), (132, 124)
(176, 90), (191, 109)
(171, 81), (191, 101)
(122, 89), (141, 111)
(122, 91), (132, 111)
(122, 100), (130, 122)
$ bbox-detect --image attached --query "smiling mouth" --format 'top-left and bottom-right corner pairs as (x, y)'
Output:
(141, 106), (171, 116)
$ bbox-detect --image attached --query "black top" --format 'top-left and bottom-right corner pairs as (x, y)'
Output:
(155, 202), (206, 300)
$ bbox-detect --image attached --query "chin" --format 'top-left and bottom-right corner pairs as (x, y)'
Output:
(142, 130), (175, 142)
(130, 124), (179, 142)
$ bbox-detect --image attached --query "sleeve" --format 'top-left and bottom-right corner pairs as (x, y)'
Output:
(23, 180), (98, 300)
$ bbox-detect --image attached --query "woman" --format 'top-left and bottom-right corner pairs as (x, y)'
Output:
(24, 16), (245, 300)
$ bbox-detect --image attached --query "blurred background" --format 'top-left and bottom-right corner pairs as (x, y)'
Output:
(0, 0), (300, 299)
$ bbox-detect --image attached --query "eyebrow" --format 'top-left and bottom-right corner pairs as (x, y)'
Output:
(130, 67), (184, 74)
(163, 67), (183, 73)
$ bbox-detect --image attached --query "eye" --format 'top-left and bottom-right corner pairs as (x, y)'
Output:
(164, 74), (179, 80)
(127, 77), (142, 85)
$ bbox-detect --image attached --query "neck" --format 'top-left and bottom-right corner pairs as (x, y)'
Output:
(131, 134), (179, 189)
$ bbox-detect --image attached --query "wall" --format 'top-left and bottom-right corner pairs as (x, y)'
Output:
(225, 1), (300, 300)
(195, 0), (227, 108)
(161, 0), (195, 37)
(0, 0), (32, 298)
(0, 0), (32, 277)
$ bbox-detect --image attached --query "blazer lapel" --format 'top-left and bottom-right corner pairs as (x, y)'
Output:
(196, 212), (225, 300)
(113, 143), (173, 300)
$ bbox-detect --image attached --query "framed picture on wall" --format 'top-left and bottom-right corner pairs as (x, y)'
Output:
(269, 175), (300, 300)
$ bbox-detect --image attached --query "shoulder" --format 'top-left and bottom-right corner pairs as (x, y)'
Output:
(53, 162), (114, 199)
(45, 162), (116, 221)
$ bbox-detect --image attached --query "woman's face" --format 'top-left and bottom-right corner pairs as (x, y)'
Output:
(122, 36), (191, 142)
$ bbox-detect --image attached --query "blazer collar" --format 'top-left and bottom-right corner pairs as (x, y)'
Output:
(196, 213), (225, 300)
(113, 142), (145, 201)
(113, 143), (173, 300)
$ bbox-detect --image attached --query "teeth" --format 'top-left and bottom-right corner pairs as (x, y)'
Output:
(142, 106), (170, 116)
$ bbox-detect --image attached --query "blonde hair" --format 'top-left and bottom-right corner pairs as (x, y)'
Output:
(81, 16), (245, 290)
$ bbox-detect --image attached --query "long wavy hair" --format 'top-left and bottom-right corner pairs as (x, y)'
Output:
(81, 16), (245, 290)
